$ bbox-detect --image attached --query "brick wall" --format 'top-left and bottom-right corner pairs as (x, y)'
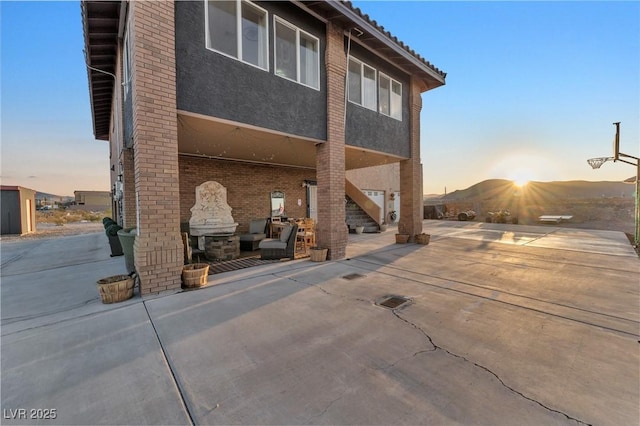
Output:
(129, 0), (183, 295)
(121, 148), (136, 228)
(398, 77), (423, 239)
(316, 20), (348, 259)
(108, 48), (122, 223)
(179, 156), (315, 233)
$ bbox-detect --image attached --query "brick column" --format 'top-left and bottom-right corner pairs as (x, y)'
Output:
(129, 0), (183, 294)
(121, 148), (136, 228)
(398, 77), (423, 240)
(316, 21), (347, 259)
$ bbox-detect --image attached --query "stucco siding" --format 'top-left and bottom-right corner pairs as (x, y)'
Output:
(175, 1), (327, 140)
(345, 43), (411, 157)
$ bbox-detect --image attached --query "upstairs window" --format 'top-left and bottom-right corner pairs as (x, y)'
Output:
(274, 17), (320, 90)
(348, 58), (376, 111)
(206, 0), (268, 71)
(122, 16), (131, 99)
(379, 73), (402, 120)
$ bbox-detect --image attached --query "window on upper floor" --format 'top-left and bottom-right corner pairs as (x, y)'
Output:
(205, 0), (268, 71)
(122, 15), (131, 99)
(348, 57), (376, 111)
(379, 73), (402, 121)
(274, 16), (320, 90)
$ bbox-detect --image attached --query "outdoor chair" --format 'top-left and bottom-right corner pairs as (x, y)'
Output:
(239, 219), (268, 251)
(259, 224), (298, 260)
(295, 219), (315, 254)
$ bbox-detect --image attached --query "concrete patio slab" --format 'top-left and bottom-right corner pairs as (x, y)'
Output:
(1, 303), (191, 425)
(1, 222), (638, 425)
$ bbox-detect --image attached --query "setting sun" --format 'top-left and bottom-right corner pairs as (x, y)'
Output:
(507, 166), (536, 188)
(513, 178), (529, 188)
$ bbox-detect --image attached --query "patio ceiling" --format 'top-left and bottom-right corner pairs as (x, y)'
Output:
(177, 111), (403, 170)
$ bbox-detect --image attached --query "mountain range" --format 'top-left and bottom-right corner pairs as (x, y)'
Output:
(426, 179), (635, 202)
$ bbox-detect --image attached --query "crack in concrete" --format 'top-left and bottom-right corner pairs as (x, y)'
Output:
(275, 271), (591, 424)
(278, 273), (334, 297)
(391, 309), (592, 426)
(303, 389), (348, 425)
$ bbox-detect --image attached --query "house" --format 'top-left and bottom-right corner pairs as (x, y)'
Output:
(82, 0), (446, 295)
(1, 185), (36, 235)
(72, 190), (111, 211)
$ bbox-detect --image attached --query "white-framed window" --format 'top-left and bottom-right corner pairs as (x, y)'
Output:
(205, 0), (268, 71)
(122, 15), (131, 99)
(379, 73), (402, 120)
(274, 16), (320, 90)
(348, 57), (376, 111)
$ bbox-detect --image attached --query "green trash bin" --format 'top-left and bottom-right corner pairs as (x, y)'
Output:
(117, 228), (137, 274)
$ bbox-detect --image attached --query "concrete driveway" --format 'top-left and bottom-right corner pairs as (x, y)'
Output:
(1, 221), (638, 425)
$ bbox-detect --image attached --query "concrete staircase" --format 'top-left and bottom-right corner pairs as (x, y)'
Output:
(346, 197), (379, 233)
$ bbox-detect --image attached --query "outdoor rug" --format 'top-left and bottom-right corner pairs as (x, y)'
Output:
(206, 256), (281, 275)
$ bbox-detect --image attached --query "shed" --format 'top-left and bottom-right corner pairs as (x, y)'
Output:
(1, 186), (37, 235)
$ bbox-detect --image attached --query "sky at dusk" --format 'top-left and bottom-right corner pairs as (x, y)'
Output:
(1, 1), (638, 196)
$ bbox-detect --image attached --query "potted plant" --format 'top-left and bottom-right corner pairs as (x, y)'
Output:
(415, 233), (431, 245)
(310, 246), (328, 262)
(103, 217), (123, 257)
(182, 263), (210, 289)
(117, 228), (137, 275)
(354, 221), (364, 234)
(379, 222), (388, 232)
(96, 274), (134, 304)
(395, 233), (410, 244)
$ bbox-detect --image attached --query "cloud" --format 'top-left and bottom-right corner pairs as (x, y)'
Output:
(27, 175), (37, 179)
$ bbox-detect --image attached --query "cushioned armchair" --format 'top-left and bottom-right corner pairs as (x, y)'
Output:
(239, 219), (268, 251)
(259, 224), (298, 260)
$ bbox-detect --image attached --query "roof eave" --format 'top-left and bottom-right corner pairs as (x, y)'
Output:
(81, 0), (120, 142)
(328, 1), (446, 91)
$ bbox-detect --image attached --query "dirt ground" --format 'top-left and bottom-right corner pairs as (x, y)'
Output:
(443, 197), (636, 235)
(0, 222), (105, 242)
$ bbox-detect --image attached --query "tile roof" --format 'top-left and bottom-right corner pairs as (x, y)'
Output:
(342, 1), (446, 79)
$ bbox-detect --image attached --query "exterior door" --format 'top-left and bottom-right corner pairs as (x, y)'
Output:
(307, 184), (317, 221)
(25, 199), (33, 233)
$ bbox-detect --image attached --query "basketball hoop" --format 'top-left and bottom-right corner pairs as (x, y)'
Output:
(586, 157), (613, 169)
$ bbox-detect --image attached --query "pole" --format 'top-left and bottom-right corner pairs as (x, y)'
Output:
(635, 160), (639, 247)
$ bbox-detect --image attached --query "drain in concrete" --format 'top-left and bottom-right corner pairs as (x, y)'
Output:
(342, 273), (365, 280)
(377, 295), (410, 309)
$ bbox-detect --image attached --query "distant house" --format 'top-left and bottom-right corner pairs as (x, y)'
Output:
(1, 186), (36, 235)
(82, 0), (446, 294)
(73, 190), (111, 211)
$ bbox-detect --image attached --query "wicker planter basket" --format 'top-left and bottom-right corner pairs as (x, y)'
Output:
(395, 234), (410, 244)
(96, 275), (135, 304)
(310, 248), (328, 262)
(415, 233), (431, 245)
(182, 263), (210, 288)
